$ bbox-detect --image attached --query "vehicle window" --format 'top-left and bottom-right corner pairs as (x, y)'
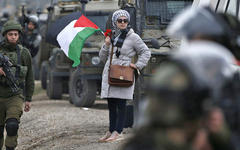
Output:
(56, 14), (109, 31)
(226, 0), (237, 16)
(145, 0), (192, 24)
(166, 1), (190, 22)
(88, 15), (109, 31)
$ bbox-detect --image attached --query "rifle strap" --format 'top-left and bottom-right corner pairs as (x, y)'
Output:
(16, 45), (21, 79)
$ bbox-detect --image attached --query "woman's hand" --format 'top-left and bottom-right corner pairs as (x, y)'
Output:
(130, 63), (137, 70)
(105, 36), (111, 46)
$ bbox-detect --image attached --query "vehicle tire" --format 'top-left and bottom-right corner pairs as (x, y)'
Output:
(33, 57), (40, 80)
(40, 61), (48, 89)
(69, 69), (97, 107)
(46, 69), (62, 99)
(69, 97), (73, 104)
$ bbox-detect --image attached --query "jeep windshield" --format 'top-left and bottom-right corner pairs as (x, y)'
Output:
(86, 12), (110, 31)
(56, 11), (110, 31)
(145, 0), (192, 25)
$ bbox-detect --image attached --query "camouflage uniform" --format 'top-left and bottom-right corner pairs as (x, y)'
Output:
(123, 127), (193, 150)
(0, 20), (34, 150)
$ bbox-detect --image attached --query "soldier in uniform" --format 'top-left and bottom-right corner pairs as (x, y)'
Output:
(0, 12), (9, 42)
(0, 20), (34, 150)
(0, 12), (9, 28)
(22, 15), (42, 58)
(122, 7), (240, 150)
(167, 7), (240, 149)
(22, 15), (42, 80)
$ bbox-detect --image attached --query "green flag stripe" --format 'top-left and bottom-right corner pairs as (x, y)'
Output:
(68, 27), (101, 67)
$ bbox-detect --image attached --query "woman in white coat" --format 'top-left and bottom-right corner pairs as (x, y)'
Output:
(99, 10), (151, 142)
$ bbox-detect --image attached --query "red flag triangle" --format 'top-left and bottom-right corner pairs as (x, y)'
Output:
(74, 15), (99, 29)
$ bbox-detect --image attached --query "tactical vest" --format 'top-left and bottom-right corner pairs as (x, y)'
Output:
(0, 44), (28, 90)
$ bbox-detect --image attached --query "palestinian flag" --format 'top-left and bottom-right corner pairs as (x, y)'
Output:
(57, 15), (101, 67)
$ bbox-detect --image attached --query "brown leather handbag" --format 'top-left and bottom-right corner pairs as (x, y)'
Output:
(108, 46), (134, 87)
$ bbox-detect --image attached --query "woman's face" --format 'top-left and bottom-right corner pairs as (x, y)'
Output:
(116, 16), (128, 30)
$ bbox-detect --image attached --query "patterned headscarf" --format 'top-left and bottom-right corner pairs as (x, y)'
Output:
(112, 9), (130, 28)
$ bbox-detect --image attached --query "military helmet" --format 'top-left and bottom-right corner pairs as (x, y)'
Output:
(1, 20), (22, 36)
(167, 6), (240, 59)
(27, 15), (39, 27)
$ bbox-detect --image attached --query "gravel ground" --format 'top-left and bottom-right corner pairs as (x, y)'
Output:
(14, 82), (133, 150)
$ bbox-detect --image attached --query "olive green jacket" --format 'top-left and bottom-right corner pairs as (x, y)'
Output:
(122, 127), (193, 150)
(0, 41), (34, 101)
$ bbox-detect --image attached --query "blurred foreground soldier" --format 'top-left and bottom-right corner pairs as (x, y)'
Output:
(123, 50), (234, 150)
(22, 15), (42, 58)
(167, 6), (240, 149)
(0, 20), (34, 150)
(122, 7), (240, 150)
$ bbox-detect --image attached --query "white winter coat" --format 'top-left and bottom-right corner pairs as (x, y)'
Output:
(99, 29), (151, 100)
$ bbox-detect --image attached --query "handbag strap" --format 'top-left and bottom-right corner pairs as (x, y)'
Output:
(109, 44), (135, 68)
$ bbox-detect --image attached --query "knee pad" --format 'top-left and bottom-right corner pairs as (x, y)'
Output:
(0, 125), (3, 138)
(6, 118), (19, 137)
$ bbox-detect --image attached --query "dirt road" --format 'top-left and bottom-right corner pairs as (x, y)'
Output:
(16, 82), (132, 150)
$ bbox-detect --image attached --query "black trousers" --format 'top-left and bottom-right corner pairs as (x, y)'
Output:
(107, 98), (126, 134)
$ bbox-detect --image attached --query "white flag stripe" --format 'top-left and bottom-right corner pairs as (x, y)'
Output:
(57, 20), (85, 56)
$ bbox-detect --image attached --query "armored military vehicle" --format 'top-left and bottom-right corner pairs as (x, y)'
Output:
(37, 0), (81, 90)
(39, 0), (119, 107)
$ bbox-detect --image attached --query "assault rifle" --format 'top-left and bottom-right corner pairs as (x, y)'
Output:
(21, 5), (28, 29)
(0, 53), (19, 93)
